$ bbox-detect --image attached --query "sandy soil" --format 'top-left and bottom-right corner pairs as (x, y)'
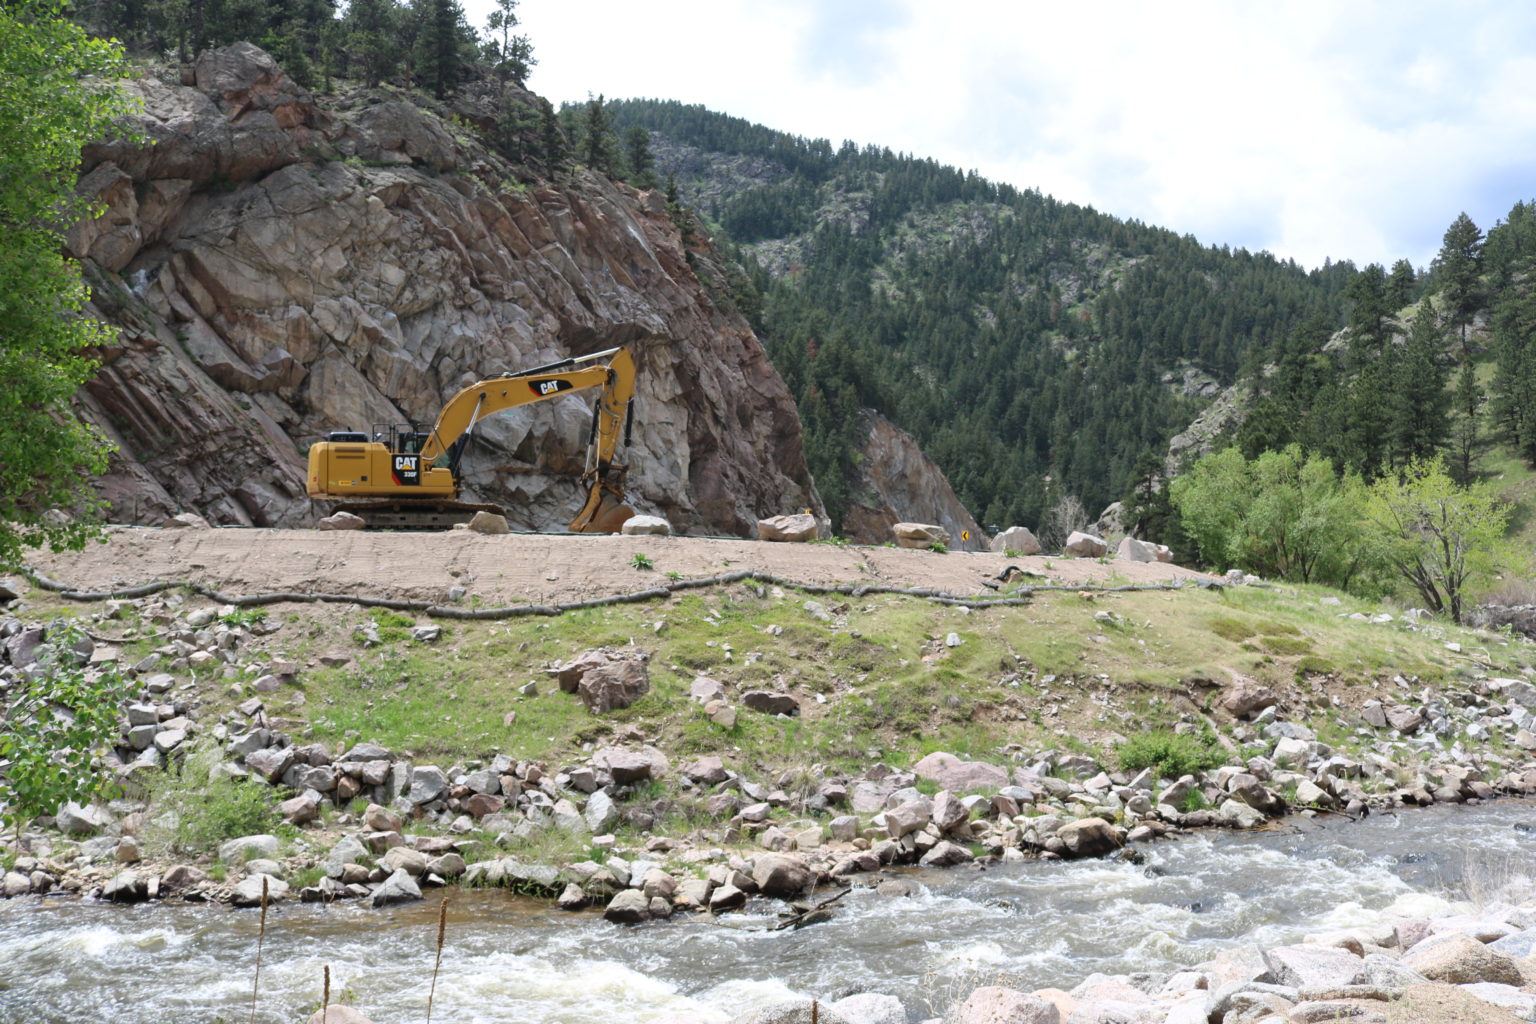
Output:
(23, 526), (1215, 606)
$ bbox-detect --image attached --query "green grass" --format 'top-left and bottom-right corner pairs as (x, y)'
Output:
(1117, 728), (1223, 778)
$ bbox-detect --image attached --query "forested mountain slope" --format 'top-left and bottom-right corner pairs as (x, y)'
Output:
(604, 99), (1366, 531)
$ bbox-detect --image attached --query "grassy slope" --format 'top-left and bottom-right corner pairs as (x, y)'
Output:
(33, 570), (1535, 780)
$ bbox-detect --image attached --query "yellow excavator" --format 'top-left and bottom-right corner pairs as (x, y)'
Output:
(306, 346), (637, 531)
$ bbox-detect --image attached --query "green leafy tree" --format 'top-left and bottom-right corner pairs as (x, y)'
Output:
(0, 626), (134, 836)
(1433, 212), (1484, 353)
(1362, 457), (1513, 623)
(0, 3), (135, 570)
(1169, 445), (1383, 592)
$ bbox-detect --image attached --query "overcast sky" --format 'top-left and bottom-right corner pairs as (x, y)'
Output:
(465, 0), (1536, 271)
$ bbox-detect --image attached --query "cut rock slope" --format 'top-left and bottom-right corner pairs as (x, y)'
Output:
(72, 44), (821, 534)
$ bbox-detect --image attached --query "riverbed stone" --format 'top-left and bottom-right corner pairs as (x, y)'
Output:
(950, 985), (1060, 1024)
(307, 1007), (377, 1024)
(734, 1001), (857, 1024)
(1261, 944), (1365, 989)
(368, 868), (422, 908)
(828, 992), (906, 1024)
(603, 888), (651, 924)
(913, 751), (1009, 793)
(102, 869), (148, 902)
(885, 799), (933, 838)
(1057, 818), (1120, 857)
(1399, 931), (1523, 985)
(232, 874), (289, 907)
(752, 853), (812, 897)
(918, 840), (973, 867)
(220, 834), (280, 864)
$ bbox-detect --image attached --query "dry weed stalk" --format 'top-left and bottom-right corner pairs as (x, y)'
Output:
(249, 876), (269, 1024)
(322, 964), (331, 1020)
(426, 896), (449, 1024)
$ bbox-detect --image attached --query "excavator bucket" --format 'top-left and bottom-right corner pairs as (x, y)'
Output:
(569, 483), (634, 533)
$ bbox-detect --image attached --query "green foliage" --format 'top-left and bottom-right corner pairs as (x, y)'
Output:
(0, 625), (134, 833)
(368, 606), (416, 643)
(148, 767), (277, 857)
(629, 552), (654, 570)
(1117, 729), (1221, 778)
(1169, 445), (1387, 593)
(601, 98), (1357, 535)
(481, 0), (534, 85)
(1362, 457), (1516, 623)
(0, 5), (136, 570)
(219, 607), (268, 629)
(1433, 211), (1484, 350)
(928, 542), (948, 554)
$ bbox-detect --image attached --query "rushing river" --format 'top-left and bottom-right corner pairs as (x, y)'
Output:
(3, 800), (1535, 1024)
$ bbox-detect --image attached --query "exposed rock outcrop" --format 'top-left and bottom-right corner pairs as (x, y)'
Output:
(73, 44), (820, 534)
(841, 409), (982, 549)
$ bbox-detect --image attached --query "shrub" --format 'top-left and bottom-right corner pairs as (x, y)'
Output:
(1117, 729), (1222, 778)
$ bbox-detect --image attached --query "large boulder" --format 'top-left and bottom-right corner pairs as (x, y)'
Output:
(990, 526), (1042, 555)
(1056, 818), (1120, 858)
(742, 691), (800, 717)
(949, 986), (1059, 1024)
(757, 513), (818, 542)
(620, 515), (671, 536)
(592, 746), (658, 785)
(367, 868), (422, 908)
(1063, 531), (1108, 557)
(566, 652), (651, 714)
(602, 888), (651, 924)
(1261, 944), (1365, 988)
(912, 751), (1009, 793)
(466, 510), (509, 534)
(892, 522), (950, 549)
(732, 1001), (856, 1024)
(751, 853), (812, 897)
(317, 511), (365, 531)
(1400, 932), (1524, 985)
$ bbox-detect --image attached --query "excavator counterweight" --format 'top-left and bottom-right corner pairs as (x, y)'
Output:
(306, 347), (638, 531)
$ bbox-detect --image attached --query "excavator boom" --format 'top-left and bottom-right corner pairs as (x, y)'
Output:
(306, 346), (638, 531)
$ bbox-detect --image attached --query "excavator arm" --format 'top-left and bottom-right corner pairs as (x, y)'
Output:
(418, 346), (637, 532)
(306, 346), (638, 532)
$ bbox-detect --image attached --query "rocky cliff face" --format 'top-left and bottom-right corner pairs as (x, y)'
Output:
(69, 44), (821, 534)
(841, 410), (984, 550)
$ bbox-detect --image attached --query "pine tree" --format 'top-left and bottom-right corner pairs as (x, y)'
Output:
(1449, 360), (1483, 484)
(1490, 283), (1536, 462)
(346, 0), (399, 88)
(416, 0), (466, 99)
(580, 93), (617, 174)
(625, 124), (656, 188)
(1386, 258), (1416, 309)
(1434, 212), (1484, 353)
(1345, 262), (1389, 365)
(1389, 301), (1450, 466)
(483, 0), (534, 85)
(537, 97), (567, 175)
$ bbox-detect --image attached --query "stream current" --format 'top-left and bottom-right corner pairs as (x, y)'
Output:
(2, 800), (1534, 1024)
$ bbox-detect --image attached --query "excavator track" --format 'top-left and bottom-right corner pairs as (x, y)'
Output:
(329, 500), (507, 531)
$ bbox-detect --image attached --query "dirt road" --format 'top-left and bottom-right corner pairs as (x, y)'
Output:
(23, 526), (1214, 605)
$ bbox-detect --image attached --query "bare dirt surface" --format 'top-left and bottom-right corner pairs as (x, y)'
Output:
(24, 526), (1215, 606)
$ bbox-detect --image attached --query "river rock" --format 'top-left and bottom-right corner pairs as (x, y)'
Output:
(1399, 931), (1523, 985)
(1217, 798), (1265, 829)
(382, 847), (429, 876)
(407, 765), (448, 804)
(56, 801), (114, 836)
(368, 868), (422, 908)
(220, 834), (280, 863)
(733, 1001), (856, 1024)
(1057, 818), (1120, 857)
(307, 1008), (377, 1024)
(918, 840), (973, 867)
(913, 751), (1009, 793)
(950, 986), (1059, 1024)
(1063, 531), (1108, 557)
(583, 789), (618, 833)
(3, 872), (32, 898)
(885, 799), (933, 838)
(604, 888), (651, 924)
(757, 513), (818, 542)
(232, 874), (289, 907)
(1115, 536), (1159, 563)
(931, 790), (969, 832)
(827, 993), (906, 1024)
(1261, 944), (1364, 989)
(752, 853), (812, 897)
(102, 869), (148, 903)
(990, 526), (1042, 555)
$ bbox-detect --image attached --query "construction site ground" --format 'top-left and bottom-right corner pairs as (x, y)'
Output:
(24, 526), (1214, 605)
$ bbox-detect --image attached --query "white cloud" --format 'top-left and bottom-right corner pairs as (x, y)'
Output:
(466, 0), (1536, 269)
